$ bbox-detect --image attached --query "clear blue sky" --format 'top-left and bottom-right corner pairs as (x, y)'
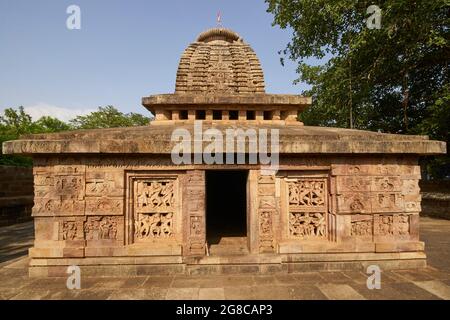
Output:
(0, 0), (312, 120)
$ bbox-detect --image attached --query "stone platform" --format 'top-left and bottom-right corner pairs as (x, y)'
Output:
(0, 217), (450, 300)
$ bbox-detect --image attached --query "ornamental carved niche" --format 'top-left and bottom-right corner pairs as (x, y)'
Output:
(133, 179), (176, 240)
(59, 216), (119, 241)
(287, 178), (328, 239)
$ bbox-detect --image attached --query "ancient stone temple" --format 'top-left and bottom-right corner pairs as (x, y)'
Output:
(3, 28), (445, 276)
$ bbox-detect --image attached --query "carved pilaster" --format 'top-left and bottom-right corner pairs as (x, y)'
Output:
(183, 170), (206, 256)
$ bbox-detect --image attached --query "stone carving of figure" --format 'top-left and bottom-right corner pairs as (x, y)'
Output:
(314, 213), (326, 237)
(161, 212), (173, 237)
(149, 212), (161, 237)
(289, 183), (300, 205)
(62, 222), (76, 240)
(161, 183), (174, 207)
(260, 212), (272, 236)
(99, 218), (111, 239)
(302, 214), (313, 236)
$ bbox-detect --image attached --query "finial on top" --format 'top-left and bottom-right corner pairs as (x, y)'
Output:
(217, 11), (222, 27)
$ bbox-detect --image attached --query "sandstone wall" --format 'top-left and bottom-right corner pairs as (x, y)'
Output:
(0, 165), (34, 226)
(28, 155), (424, 261)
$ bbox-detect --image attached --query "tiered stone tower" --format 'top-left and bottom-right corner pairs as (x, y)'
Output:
(143, 28), (310, 124)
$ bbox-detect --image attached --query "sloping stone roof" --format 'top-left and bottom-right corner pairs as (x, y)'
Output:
(2, 124), (446, 155)
(175, 28), (265, 94)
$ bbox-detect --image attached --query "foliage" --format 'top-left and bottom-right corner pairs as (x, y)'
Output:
(0, 106), (151, 166)
(266, 0), (449, 178)
(69, 106), (150, 129)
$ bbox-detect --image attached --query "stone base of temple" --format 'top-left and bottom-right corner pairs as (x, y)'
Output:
(28, 251), (426, 277)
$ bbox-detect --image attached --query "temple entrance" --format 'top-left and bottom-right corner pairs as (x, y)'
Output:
(206, 170), (248, 255)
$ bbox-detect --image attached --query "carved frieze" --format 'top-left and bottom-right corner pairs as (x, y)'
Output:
(58, 216), (120, 241)
(372, 177), (401, 192)
(134, 212), (173, 239)
(351, 215), (373, 237)
(34, 198), (85, 216)
(374, 214), (410, 236)
(289, 212), (327, 239)
(136, 181), (174, 211)
(371, 193), (404, 213)
(33, 166), (86, 216)
(86, 198), (123, 215)
(336, 193), (371, 214)
(288, 179), (326, 210)
(85, 216), (119, 240)
(336, 176), (371, 193)
(60, 220), (84, 240)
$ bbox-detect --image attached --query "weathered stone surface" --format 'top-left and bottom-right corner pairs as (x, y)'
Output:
(1, 27), (446, 277)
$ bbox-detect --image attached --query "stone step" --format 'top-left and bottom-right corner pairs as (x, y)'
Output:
(209, 244), (249, 256)
(213, 236), (247, 245)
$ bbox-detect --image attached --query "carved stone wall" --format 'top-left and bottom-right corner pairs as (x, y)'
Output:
(331, 159), (421, 243)
(182, 170), (206, 255)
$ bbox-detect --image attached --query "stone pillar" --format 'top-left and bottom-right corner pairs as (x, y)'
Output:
(255, 111), (264, 121)
(222, 110), (229, 120)
(183, 170), (206, 256)
(172, 110), (180, 120)
(255, 171), (277, 253)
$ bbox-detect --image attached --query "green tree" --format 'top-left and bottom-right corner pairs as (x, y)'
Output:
(0, 107), (69, 166)
(266, 0), (449, 177)
(70, 106), (150, 129)
(1, 106), (151, 166)
(34, 116), (72, 133)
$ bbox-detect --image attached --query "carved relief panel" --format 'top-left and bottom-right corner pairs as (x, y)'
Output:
(257, 173), (276, 253)
(58, 216), (122, 241)
(183, 171), (206, 255)
(33, 165), (86, 216)
(285, 177), (329, 240)
(129, 176), (178, 243)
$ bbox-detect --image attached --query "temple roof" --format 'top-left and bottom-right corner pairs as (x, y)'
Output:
(3, 124), (445, 155)
(174, 28), (265, 94)
(2, 27), (446, 157)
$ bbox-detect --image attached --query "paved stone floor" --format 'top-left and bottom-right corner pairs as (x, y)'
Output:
(0, 217), (450, 300)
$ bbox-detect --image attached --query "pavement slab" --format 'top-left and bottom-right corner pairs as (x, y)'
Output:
(0, 217), (449, 300)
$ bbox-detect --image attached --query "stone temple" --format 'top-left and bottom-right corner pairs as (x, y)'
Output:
(3, 28), (446, 276)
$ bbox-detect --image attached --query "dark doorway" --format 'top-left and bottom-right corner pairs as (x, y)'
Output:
(206, 170), (248, 245)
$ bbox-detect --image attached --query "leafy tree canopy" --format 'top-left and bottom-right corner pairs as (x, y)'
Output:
(266, 0), (449, 178)
(0, 106), (151, 166)
(69, 106), (150, 129)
